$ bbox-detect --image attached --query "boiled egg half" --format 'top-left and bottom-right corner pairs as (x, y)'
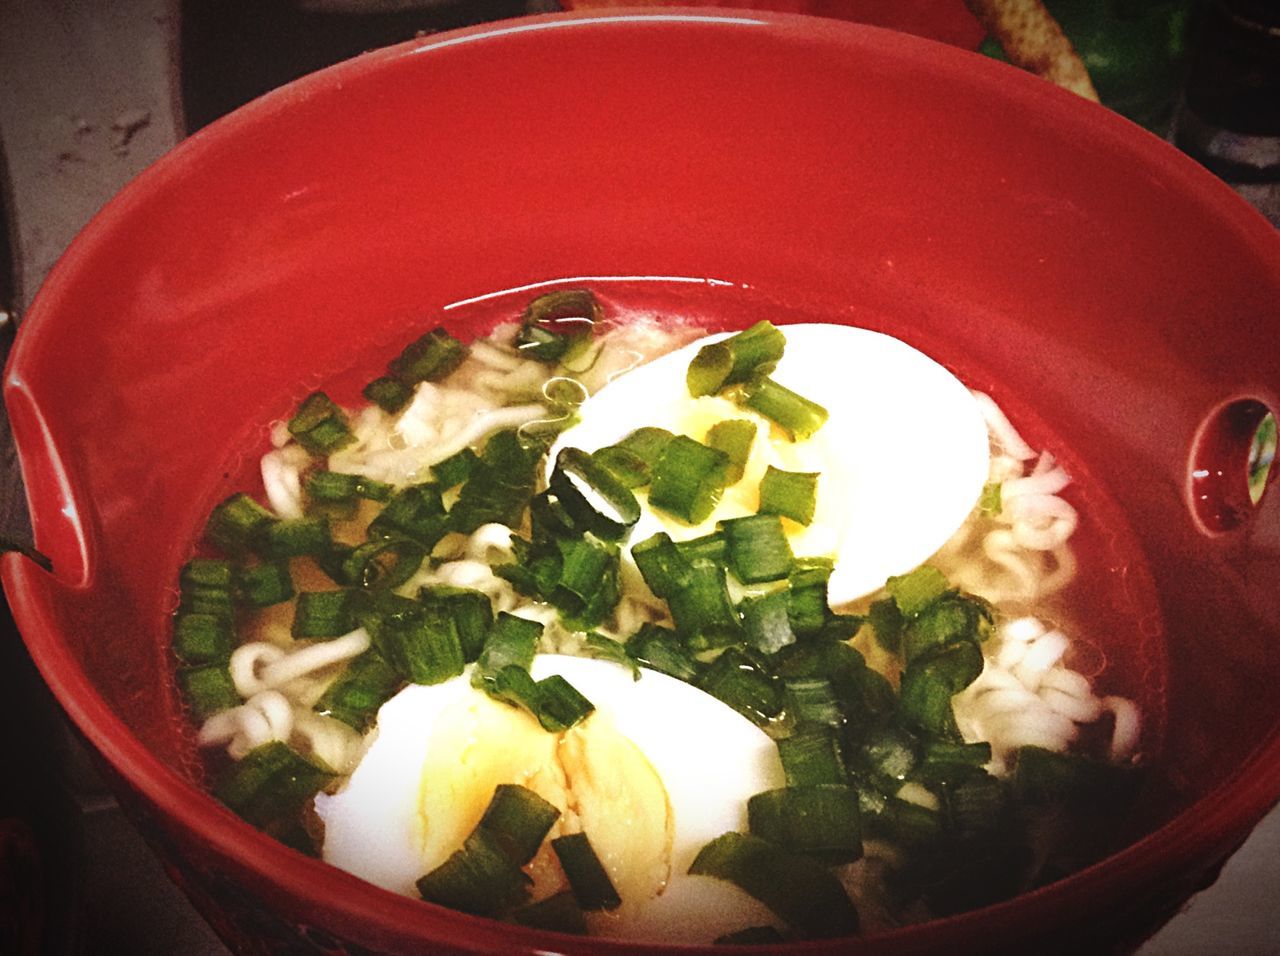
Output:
(550, 323), (990, 605)
(315, 654), (786, 942)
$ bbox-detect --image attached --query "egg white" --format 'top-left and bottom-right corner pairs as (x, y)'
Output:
(550, 323), (990, 605)
(314, 655), (786, 942)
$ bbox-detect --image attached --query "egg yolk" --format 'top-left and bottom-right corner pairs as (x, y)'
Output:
(415, 687), (674, 910)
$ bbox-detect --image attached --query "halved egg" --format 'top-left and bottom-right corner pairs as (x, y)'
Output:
(550, 323), (990, 605)
(315, 654), (786, 942)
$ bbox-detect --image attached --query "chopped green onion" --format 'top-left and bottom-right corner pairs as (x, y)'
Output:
(631, 533), (693, 599)
(177, 663), (240, 720)
(668, 559), (743, 652)
(449, 430), (541, 533)
(287, 391), (356, 455)
(898, 640), (983, 741)
(362, 594), (464, 685)
(418, 585), (494, 663)
(206, 493), (276, 555)
(783, 677), (843, 728)
(367, 483), (447, 548)
(548, 447), (640, 540)
(417, 827), (532, 917)
(389, 327), (468, 384)
(292, 589), (363, 638)
(675, 530), (728, 565)
(341, 538), (427, 590)
(180, 585), (236, 621)
(648, 435), (730, 524)
(472, 613), (542, 690)
(591, 427), (674, 489)
(720, 514), (794, 584)
(625, 623), (700, 682)
(581, 632), (640, 679)
(431, 447), (479, 489)
(237, 561), (294, 608)
(862, 795), (943, 850)
(315, 650), (402, 730)
(551, 534), (620, 630)
(215, 741), (335, 831)
(533, 674), (595, 732)
(479, 784), (562, 866)
(256, 516), (332, 560)
(511, 891), (588, 934)
(944, 775), (1007, 838)
(516, 289), (602, 364)
(867, 597), (903, 654)
(305, 470), (394, 505)
(741, 589), (797, 655)
(173, 612), (234, 665)
(686, 321), (786, 397)
(916, 740), (993, 786)
(979, 481), (1003, 516)
(785, 558), (833, 637)
(739, 377), (828, 442)
(777, 727), (847, 786)
(747, 785), (863, 865)
(758, 467), (818, 526)
(181, 558), (234, 590)
(551, 833), (621, 911)
(688, 832), (859, 939)
(902, 595), (988, 665)
(886, 565), (950, 618)
(704, 419), (756, 485)
(697, 648), (782, 726)
(362, 375), (412, 413)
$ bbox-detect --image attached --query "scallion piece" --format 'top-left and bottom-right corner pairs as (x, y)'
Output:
(631, 532), (694, 599)
(362, 594), (464, 685)
(180, 585), (236, 621)
(215, 741), (335, 831)
(916, 740), (993, 786)
(206, 493), (276, 556)
(362, 375), (412, 413)
(287, 391), (355, 455)
(431, 447), (479, 489)
(479, 784), (562, 866)
(581, 632), (640, 680)
(625, 623), (700, 682)
(886, 565), (950, 618)
(979, 481), (1003, 516)
(739, 377), (828, 442)
(867, 597), (903, 653)
(176, 663), (240, 720)
(472, 613), (542, 690)
(418, 585), (494, 663)
(449, 431), (541, 534)
(173, 612), (234, 665)
(256, 516), (332, 560)
(237, 561), (294, 608)
(591, 427), (674, 489)
(389, 327), (468, 384)
(705, 419), (756, 484)
(305, 470), (394, 505)
(758, 467), (818, 526)
(696, 648), (782, 726)
(740, 589), (797, 655)
(777, 727), (847, 786)
(686, 321), (786, 397)
(367, 483), (448, 549)
(181, 558), (234, 590)
(548, 447), (640, 541)
(902, 595), (983, 665)
(720, 514), (793, 584)
(417, 827), (532, 917)
(516, 289), (602, 364)
(898, 640), (984, 741)
(862, 795), (943, 850)
(341, 538), (426, 590)
(747, 785), (863, 865)
(292, 589), (363, 638)
(648, 435), (730, 524)
(315, 650), (402, 730)
(511, 891), (588, 934)
(551, 534), (620, 630)
(688, 832), (859, 939)
(532, 674), (595, 732)
(551, 833), (621, 911)
(783, 677), (843, 728)
(668, 559), (743, 652)
(675, 530), (727, 565)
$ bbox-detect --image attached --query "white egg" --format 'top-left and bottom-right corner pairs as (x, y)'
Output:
(550, 323), (990, 605)
(314, 655), (786, 942)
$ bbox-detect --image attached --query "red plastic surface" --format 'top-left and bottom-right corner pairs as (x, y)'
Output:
(4, 10), (1280, 955)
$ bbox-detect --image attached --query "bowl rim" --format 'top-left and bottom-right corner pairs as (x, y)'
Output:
(6, 7), (1280, 952)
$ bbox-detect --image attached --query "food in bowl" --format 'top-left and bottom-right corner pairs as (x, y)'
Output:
(170, 286), (1148, 943)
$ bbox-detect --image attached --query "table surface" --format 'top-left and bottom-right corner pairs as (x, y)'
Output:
(1, 2), (1276, 953)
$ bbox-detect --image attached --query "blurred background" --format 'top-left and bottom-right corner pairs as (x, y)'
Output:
(0, 1), (1276, 952)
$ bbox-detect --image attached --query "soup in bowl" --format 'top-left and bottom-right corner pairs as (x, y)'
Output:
(4, 10), (1279, 954)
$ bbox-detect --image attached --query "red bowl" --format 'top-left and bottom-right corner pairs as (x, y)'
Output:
(5, 9), (1279, 954)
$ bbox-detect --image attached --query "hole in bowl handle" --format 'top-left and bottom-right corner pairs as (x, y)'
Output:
(1188, 398), (1276, 534)
(1, 382), (90, 585)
